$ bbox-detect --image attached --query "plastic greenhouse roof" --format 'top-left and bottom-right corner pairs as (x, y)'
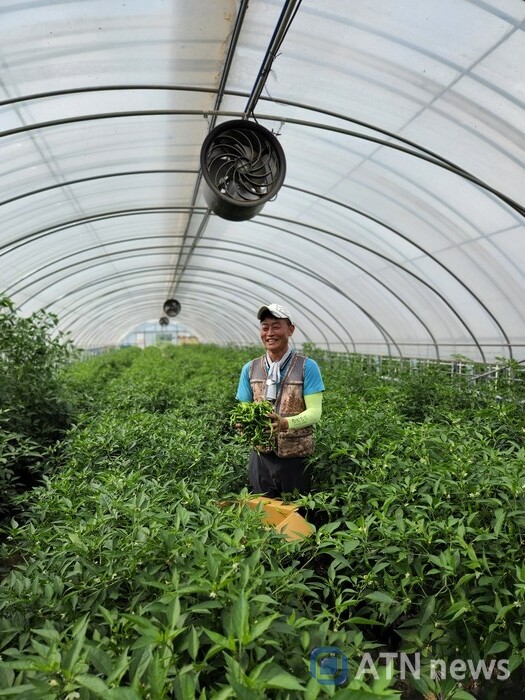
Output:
(1, 0), (524, 362)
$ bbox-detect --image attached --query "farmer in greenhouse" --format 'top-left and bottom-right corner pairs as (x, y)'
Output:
(235, 303), (325, 497)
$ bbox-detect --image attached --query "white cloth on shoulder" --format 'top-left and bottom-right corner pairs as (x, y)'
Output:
(265, 348), (293, 401)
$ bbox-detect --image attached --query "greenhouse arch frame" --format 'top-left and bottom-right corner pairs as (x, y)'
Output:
(1, 0), (524, 361)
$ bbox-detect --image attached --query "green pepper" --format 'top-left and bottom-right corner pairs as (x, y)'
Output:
(230, 400), (275, 451)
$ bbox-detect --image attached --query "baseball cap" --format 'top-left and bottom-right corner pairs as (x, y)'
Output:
(257, 303), (294, 324)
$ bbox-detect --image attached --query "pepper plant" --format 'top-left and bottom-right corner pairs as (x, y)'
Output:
(1, 341), (525, 697)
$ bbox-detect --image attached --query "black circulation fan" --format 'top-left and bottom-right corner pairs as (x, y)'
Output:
(159, 316), (169, 327)
(200, 119), (286, 221)
(163, 298), (181, 317)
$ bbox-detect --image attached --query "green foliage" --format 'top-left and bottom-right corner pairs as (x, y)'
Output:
(63, 346), (141, 413)
(0, 412), (42, 518)
(0, 297), (75, 514)
(1, 343), (525, 697)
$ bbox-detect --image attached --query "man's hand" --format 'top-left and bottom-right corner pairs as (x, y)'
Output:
(267, 411), (288, 433)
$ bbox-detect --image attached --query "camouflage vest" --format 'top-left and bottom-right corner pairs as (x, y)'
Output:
(249, 353), (314, 458)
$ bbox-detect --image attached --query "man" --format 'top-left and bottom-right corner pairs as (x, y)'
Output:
(235, 303), (325, 498)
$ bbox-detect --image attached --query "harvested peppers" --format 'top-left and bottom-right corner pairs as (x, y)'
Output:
(230, 400), (275, 451)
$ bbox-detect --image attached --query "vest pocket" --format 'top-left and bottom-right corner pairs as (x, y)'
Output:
(277, 431), (314, 458)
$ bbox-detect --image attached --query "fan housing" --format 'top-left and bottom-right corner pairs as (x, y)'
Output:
(200, 120), (286, 221)
(163, 298), (181, 317)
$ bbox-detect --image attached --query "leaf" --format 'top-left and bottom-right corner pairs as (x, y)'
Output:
(148, 653), (166, 697)
(207, 549), (219, 580)
(129, 646), (153, 684)
(251, 594), (278, 605)
(258, 663), (305, 690)
(305, 675), (321, 700)
(247, 658), (275, 682)
(122, 613), (159, 635)
(207, 689), (235, 700)
(346, 617), (383, 626)
(67, 532), (85, 547)
(320, 520), (343, 535)
(365, 591), (396, 605)
(187, 626), (200, 660)
(486, 640), (509, 655)
(508, 652), (522, 674)
(106, 689), (143, 700)
(225, 677), (261, 700)
(371, 660), (397, 693)
(89, 646), (113, 676)
(203, 628), (235, 651)
(495, 604), (515, 621)
(0, 687), (37, 697)
(419, 595), (436, 624)
(493, 508), (506, 536)
(167, 597), (181, 630)
(30, 627), (60, 643)
(444, 601), (469, 621)
(62, 613), (89, 672)
(174, 671), (197, 700)
(370, 561), (390, 575)
(232, 592), (249, 642)
(224, 652), (244, 681)
(76, 674), (110, 694)
(106, 649), (131, 685)
(247, 614), (279, 642)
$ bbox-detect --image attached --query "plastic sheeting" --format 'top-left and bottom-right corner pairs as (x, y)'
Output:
(1, 0), (524, 361)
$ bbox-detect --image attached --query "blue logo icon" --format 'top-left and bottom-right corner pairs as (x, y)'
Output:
(310, 646), (349, 686)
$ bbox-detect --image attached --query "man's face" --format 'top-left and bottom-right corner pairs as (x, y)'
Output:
(260, 316), (294, 357)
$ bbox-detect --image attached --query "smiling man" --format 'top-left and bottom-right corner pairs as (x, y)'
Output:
(235, 303), (325, 498)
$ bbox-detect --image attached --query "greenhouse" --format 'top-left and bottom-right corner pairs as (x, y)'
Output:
(1, 0), (524, 361)
(1, 1), (525, 698)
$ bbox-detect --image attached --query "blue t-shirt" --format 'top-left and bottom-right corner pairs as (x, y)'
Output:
(235, 354), (325, 402)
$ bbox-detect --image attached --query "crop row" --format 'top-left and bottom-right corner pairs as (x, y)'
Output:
(1, 339), (525, 698)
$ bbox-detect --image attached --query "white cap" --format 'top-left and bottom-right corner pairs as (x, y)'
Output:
(257, 303), (294, 324)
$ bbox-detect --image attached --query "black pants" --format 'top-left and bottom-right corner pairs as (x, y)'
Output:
(248, 449), (312, 498)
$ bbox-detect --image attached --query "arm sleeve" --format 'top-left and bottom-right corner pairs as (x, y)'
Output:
(286, 392), (323, 430)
